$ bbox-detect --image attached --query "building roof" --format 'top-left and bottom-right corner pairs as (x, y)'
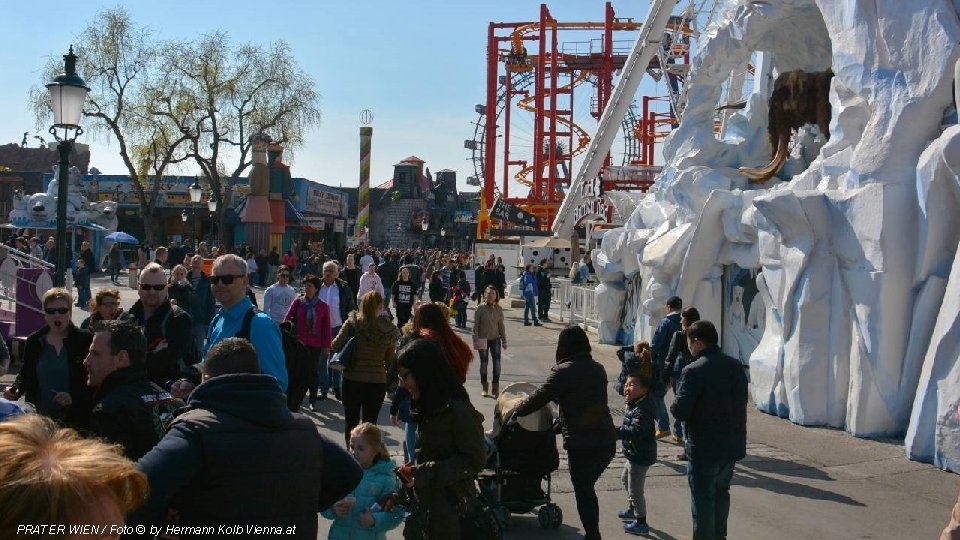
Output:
(373, 178), (394, 190)
(401, 155), (425, 163)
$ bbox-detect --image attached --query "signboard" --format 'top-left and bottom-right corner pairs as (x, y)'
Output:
(306, 186), (343, 217)
(305, 216), (326, 230)
(490, 198), (538, 228)
(334, 219), (345, 233)
(573, 175), (608, 227)
(454, 210), (476, 223)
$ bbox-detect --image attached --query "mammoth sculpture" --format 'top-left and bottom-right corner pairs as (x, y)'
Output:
(740, 68), (834, 184)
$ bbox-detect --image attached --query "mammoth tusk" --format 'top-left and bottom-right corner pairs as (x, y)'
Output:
(739, 136), (790, 184)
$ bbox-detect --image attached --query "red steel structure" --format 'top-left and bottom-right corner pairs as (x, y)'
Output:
(478, 3), (688, 239)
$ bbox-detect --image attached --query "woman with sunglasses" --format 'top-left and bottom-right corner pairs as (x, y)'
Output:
(394, 339), (486, 540)
(80, 288), (122, 330)
(3, 288), (94, 431)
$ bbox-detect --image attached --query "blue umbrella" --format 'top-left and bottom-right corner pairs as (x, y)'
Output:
(105, 231), (139, 244)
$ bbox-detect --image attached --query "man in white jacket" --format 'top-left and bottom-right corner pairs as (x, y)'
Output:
(356, 262), (384, 302)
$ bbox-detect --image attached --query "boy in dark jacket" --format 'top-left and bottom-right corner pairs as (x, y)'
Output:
(618, 372), (657, 536)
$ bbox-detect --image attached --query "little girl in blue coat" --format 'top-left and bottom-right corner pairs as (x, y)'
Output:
(323, 422), (405, 539)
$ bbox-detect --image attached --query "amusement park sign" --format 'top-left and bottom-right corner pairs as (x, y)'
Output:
(572, 175), (608, 227)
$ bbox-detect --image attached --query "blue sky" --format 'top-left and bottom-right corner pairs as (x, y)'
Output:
(0, 1), (655, 192)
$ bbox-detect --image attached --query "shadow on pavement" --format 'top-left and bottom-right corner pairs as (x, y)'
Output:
(733, 467), (865, 506)
(738, 454), (833, 480)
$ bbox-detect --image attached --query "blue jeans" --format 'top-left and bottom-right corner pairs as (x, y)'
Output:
(477, 339), (502, 384)
(672, 377), (685, 438)
(523, 295), (538, 324)
(325, 325), (342, 395)
(316, 349), (330, 397)
(655, 391), (670, 432)
(688, 460), (736, 540)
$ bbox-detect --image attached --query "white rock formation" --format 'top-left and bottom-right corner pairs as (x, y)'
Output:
(597, 0), (960, 469)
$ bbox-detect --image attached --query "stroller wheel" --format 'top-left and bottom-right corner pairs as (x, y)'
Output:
(537, 506), (551, 529)
(548, 503), (562, 528)
(494, 505), (510, 530)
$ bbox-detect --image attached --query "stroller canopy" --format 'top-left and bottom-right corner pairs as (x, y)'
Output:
(491, 382), (555, 438)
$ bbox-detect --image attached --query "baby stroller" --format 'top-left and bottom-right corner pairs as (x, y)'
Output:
(478, 382), (563, 530)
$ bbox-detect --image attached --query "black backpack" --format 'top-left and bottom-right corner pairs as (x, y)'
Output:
(229, 307), (313, 386)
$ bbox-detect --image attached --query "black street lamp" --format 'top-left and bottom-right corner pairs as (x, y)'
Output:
(208, 197), (217, 247)
(46, 46), (89, 287)
(189, 179), (202, 248)
(440, 227), (446, 250)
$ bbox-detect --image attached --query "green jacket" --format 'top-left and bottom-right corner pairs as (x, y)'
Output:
(405, 400), (486, 539)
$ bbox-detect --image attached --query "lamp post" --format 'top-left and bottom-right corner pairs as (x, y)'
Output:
(420, 218), (428, 250)
(189, 179), (202, 249)
(208, 197), (217, 248)
(440, 227), (446, 250)
(46, 46), (90, 287)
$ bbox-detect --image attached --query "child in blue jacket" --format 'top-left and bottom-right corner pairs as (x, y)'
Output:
(617, 372), (657, 536)
(323, 422), (405, 539)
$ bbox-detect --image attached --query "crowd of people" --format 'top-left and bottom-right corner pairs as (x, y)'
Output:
(0, 234), (765, 540)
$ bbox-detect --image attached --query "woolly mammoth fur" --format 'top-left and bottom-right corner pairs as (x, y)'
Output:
(740, 69), (834, 183)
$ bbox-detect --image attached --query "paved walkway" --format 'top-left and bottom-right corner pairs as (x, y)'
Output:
(3, 272), (957, 539)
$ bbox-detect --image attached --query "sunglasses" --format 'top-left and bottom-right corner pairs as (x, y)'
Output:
(139, 283), (166, 291)
(45, 307), (69, 315)
(210, 274), (245, 285)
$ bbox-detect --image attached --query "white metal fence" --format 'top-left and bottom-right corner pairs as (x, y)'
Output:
(553, 278), (599, 329)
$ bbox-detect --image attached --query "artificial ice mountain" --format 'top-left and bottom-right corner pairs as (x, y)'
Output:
(592, 0), (960, 471)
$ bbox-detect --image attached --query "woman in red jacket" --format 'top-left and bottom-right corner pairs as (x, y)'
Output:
(284, 274), (332, 410)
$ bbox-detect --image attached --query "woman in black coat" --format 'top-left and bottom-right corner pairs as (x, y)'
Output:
(513, 325), (616, 540)
(3, 288), (93, 431)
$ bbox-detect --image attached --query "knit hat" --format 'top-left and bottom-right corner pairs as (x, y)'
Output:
(556, 325), (591, 362)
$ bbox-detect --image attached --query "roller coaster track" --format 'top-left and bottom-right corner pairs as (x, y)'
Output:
(513, 69), (593, 188)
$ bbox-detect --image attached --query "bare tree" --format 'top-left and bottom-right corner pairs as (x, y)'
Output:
(29, 8), (189, 245)
(154, 33), (321, 246)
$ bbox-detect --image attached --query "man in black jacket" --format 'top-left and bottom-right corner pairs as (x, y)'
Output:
(120, 263), (196, 389)
(84, 320), (182, 460)
(131, 338), (362, 538)
(652, 296), (683, 438)
(536, 258), (552, 322)
(670, 320), (748, 540)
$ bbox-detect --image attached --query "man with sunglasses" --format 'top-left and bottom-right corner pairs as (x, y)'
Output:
(202, 254), (287, 392)
(263, 266), (297, 323)
(120, 263), (196, 390)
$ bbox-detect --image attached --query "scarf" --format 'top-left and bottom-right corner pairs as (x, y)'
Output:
(304, 295), (321, 334)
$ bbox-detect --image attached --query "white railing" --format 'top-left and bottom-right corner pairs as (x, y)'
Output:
(554, 278), (599, 329)
(0, 246), (70, 315)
